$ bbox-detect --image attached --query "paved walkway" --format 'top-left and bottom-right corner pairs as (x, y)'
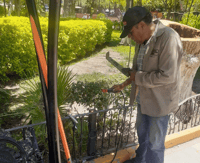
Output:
(164, 137), (200, 163)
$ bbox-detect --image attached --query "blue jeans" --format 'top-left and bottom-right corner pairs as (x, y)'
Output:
(134, 104), (170, 163)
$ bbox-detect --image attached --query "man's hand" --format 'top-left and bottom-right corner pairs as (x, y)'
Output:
(111, 84), (124, 93)
(111, 71), (136, 93)
(130, 71), (136, 81)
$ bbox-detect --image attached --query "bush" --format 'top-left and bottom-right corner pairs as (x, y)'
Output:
(0, 17), (37, 81)
(60, 16), (113, 43)
(180, 13), (200, 29)
(113, 20), (121, 30)
(0, 17), (112, 81)
(96, 13), (106, 19)
(58, 19), (107, 64)
(17, 66), (74, 153)
(60, 17), (83, 21)
(111, 30), (121, 43)
(70, 72), (132, 108)
(19, 66), (75, 123)
(101, 18), (113, 42)
(67, 80), (111, 110)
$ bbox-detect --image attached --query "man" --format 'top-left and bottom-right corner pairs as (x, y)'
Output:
(111, 6), (183, 163)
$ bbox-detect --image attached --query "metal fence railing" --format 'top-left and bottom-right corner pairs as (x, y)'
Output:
(2, 93), (200, 162)
(168, 94), (200, 135)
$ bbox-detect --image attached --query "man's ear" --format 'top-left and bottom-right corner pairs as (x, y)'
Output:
(139, 21), (146, 29)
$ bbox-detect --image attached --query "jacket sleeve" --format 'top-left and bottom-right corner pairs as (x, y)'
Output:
(135, 35), (182, 88)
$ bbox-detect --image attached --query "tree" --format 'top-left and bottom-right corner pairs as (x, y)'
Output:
(126, 0), (131, 10)
(14, 0), (20, 16)
(3, 0), (6, 16)
(63, 0), (69, 17)
(63, 0), (76, 17)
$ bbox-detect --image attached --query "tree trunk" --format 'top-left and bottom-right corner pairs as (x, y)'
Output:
(126, 0), (129, 11)
(70, 0), (75, 17)
(179, 0), (183, 11)
(3, 0), (6, 17)
(8, 0), (13, 16)
(114, 2), (117, 16)
(86, 0), (90, 14)
(14, 0), (20, 16)
(63, 0), (69, 17)
(131, 0), (134, 7)
(109, 2), (110, 14)
(90, 0), (95, 16)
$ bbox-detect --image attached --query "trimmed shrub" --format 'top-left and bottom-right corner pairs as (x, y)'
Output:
(0, 17), (112, 81)
(60, 17), (113, 43)
(58, 19), (107, 64)
(0, 17), (37, 81)
(60, 17), (83, 21)
(98, 18), (113, 42)
(67, 80), (110, 110)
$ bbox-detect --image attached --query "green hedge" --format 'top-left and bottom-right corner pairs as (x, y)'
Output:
(58, 19), (107, 64)
(0, 17), (113, 81)
(0, 17), (37, 81)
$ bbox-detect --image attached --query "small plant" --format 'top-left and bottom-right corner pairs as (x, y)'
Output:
(0, 85), (25, 129)
(0, 86), (11, 126)
(97, 13), (106, 19)
(67, 80), (111, 110)
(18, 66), (75, 153)
(113, 21), (121, 30)
(70, 72), (132, 108)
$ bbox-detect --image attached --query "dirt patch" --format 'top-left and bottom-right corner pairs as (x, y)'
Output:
(68, 48), (126, 76)
(68, 46), (200, 96)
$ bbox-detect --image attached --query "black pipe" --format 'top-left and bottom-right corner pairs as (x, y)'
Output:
(87, 110), (97, 156)
(25, 0), (51, 157)
(47, 0), (61, 162)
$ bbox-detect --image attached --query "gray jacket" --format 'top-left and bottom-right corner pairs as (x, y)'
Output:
(130, 20), (183, 117)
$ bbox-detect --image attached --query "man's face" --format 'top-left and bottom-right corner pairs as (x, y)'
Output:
(128, 22), (145, 44)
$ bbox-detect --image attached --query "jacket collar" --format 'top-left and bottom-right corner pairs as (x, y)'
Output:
(135, 20), (166, 48)
(153, 19), (166, 38)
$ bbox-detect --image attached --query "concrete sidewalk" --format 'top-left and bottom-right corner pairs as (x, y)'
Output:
(164, 137), (200, 163)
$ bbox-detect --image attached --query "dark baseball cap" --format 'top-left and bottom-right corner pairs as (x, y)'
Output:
(120, 6), (151, 38)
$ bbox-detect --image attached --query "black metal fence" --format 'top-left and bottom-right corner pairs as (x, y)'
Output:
(2, 93), (200, 162)
(168, 94), (200, 135)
